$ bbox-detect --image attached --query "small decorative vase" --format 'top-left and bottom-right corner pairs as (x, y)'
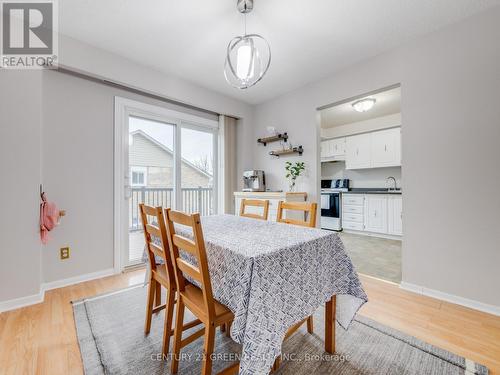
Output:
(289, 180), (296, 192)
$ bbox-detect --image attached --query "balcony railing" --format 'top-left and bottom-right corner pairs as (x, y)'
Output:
(129, 187), (214, 231)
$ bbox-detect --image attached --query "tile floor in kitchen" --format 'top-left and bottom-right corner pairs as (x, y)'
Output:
(339, 232), (402, 284)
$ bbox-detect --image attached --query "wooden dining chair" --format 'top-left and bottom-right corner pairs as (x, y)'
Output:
(239, 198), (270, 220)
(140, 204), (202, 358)
(276, 201), (318, 228)
(164, 209), (239, 375)
(273, 201), (318, 371)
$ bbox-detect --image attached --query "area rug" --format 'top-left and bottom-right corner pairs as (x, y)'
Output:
(73, 285), (488, 375)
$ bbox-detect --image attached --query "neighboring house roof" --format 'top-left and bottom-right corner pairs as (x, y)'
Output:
(130, 129), (212, 178)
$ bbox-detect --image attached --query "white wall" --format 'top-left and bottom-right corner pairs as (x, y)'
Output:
(0, 71), (42, 302)
(40, 70), (248, 283)
(0, 37), (254, 305)
(252, 9), (500, 308)
(58, 35), (255, 186)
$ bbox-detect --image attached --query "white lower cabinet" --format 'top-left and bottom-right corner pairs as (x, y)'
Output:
(342, 193), (402, 237)
(364, 195), (388, 234)
(341, 194), (365, 231)
(388, 195), (403, 235)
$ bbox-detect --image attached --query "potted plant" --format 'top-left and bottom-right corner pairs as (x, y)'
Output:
(285, 161), (305, 192)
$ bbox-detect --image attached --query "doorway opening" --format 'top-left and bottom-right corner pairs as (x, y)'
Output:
(317, 85), (402, 284)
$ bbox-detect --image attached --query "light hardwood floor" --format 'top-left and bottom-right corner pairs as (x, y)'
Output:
(0, 270), (499, 374)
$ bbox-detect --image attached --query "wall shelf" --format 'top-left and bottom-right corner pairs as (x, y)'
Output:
(257, 132), (288, 146)
(269, 146), (303, 158)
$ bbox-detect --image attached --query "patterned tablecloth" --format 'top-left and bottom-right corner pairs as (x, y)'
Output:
(144, 214), (367, 373)
(164, 214), (367, 375)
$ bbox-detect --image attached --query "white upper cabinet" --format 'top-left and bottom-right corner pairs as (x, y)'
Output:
(321, 137), (345, 159)
(388, 195), (403, 235)
(371, 128), (401, 168)
(364, 195), (388, 233)
(345, 133), (371, 169)
(320, 140), (329, 158)
(344, 127), (401, 170)
(331, 138), (346, 156)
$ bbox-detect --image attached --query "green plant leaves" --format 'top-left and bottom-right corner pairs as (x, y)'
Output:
(285, 162), (306, 179)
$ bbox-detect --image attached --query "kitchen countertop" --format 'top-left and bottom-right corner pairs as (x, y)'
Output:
(342, 189), (402, 195)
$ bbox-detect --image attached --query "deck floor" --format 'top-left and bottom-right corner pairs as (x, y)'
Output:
(129, 230), (146, 264)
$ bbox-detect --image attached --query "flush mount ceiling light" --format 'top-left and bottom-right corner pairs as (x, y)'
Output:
(224, 0), (271, 89)
(352, 98), (377, 113)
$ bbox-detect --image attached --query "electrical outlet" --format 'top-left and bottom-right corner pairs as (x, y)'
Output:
(60, 247), (70, 260)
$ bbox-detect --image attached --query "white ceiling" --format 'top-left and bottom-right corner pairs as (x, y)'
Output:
(59, 0), (500, 105)
(321, 87), (401, 129)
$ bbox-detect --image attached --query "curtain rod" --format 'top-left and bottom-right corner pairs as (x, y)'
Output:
(55, 65), (226, 118)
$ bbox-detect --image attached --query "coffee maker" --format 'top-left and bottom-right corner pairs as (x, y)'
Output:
(242, 170), (266, 192)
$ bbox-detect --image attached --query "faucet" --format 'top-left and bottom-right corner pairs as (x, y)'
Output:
(386, 176), (397, 191)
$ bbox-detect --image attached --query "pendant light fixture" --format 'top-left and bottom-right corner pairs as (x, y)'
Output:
(224, 0), (271, 89)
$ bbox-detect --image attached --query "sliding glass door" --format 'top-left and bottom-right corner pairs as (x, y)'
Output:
(115, 98), (219, 269)
(180, 125), (217, 216)
(127, 116), (176, 265)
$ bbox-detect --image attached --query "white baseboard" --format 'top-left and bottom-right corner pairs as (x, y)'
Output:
(0, 290), (45, 313)
(42, 268), (116, 292)
(399, 282), (500, 316)
(0, 268), (117, 314)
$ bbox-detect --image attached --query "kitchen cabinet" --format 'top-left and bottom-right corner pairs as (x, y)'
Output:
(330, 138), (346, 156)
(364, 195), (388, 233)
(321, 137), (345, 159)
(342, 193), (402, 237)
(342, 194), (365, 231)
(388, 195), (403, 235)
(371, 128), (401, 168)
(320, 140), (330, 158)
(345, 133), (371, 169)
(344, 127), (401, 170)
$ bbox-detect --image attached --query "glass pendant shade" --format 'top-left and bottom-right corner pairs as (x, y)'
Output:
(224, 34), (271, 89)
(236, 42), (254, 79)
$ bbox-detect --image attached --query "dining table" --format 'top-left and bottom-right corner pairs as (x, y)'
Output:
(169, 214), (368, 375)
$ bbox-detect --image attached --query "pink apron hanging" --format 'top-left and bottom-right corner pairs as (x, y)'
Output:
(40, 192), (61, 244)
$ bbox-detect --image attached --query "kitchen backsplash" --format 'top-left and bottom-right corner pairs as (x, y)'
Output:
(321, 162), (402, 189)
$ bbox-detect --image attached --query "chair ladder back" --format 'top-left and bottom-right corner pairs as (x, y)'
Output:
(276, 201), (318, 228)
(172, 234), (199, 257)
(164, 209), (217, 320)
(139, 204), (175, 286)
(239, 198), (270, 220)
